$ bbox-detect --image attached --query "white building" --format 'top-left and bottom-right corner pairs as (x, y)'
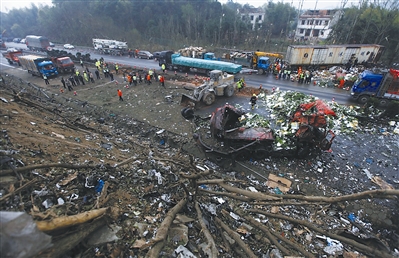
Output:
(240, 7), (265, 31)
(295, 9), (343, 41)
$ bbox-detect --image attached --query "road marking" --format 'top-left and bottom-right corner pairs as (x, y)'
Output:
(1, 63), (16, 68)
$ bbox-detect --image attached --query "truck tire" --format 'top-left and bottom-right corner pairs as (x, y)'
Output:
(181, 107), (195, 120)
(224, 85), (235, 97)
(7, 59), (12, 65)
(379, 99), (389, 107)
(258, 68), (264, 75)
(202, 92), (216, 105)
(358, 95), (370, 104)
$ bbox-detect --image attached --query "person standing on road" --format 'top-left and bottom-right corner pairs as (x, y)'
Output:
(146, 73), (152, 85)
(95, 70), (100, 80)
(161, 63), (166, 73)
(83, 71), (89, 82)
(89, 72), (95, 83)
(69, 75), (76, 87)
(80, 59), (84, 67)
(115, 63), (119, 74)
(78, 74), (85, 85)
(61, 77), (66, 88)
(250, 94), (257, 110)
(133, 74), (137, 86)
(117, 89), (123, 101)
(66, 80), (73, 91)
(43, 74), (49, 85)
(159, 75), (165, 88)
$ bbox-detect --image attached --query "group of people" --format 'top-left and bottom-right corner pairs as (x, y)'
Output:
(123, 69), (165, 88)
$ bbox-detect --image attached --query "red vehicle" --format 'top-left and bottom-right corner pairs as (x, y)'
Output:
(50, 56), (75, 73)
(191, 102), (336, 160)
(2, 49), (23, 65)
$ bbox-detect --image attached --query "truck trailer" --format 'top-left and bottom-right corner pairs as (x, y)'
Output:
(19, 55), (58, 77)
(351, 68), (399, 106)
(159, 51), (242, 75)
(285, 44), (385, 70)
(25, 35), (51, 51)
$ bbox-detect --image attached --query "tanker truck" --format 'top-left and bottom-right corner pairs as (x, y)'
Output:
(158, 51), (242, 76)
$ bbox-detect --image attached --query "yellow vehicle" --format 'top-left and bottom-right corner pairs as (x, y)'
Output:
(252, 52), (284, 66)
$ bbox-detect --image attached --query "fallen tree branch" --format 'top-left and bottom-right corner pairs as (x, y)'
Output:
(35, 207), (110, 232)
(113, 156), (142, 167)
(180, 170), (212, 179)
(1, 163), (101, 176)
(195, 202), (218, 257)
(0, 178), (37, 203)
(218, 182), (281, 201)
(197, 179), (244, 185)
(249, 209), (395, 258)
(270, 189), (399, 203)
(198, 187), (253, 202)
(214, 217), (258, 258)
(234, 209), (295, 257)
(144, 197), (188, 257)
(36, 216), (107, 258)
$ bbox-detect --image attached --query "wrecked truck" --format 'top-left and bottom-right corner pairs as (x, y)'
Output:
(189, 101), (336, 160)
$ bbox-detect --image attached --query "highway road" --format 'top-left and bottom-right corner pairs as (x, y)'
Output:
(2, 42), (358, 105)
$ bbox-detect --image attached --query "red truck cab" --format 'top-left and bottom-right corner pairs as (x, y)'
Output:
(2, 49), (23, 65)
(50, 56), (75, 73)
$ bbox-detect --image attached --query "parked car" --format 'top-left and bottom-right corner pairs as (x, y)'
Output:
(152, 51), (162, 60)
(63, 44), (75, 49)
(13, 38), (21, 43)
(20, 39), (26, 44)
(49, 42), (55, 47)
(137, 50), (153, 59)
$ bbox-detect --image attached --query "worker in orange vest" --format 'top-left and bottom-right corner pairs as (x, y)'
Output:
(117, 89), (123, 101)
(159, 75), (165, 88)
(146, 74), (152, 85)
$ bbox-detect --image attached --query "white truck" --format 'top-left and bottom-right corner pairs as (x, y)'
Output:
(92, 38), (128, 55)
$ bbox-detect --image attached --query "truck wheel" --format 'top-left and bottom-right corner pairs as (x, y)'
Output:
(358, 95), (370, 104)
(7, 59), (12, 65)
(181, 107), (195, 120)
(202, 92), (216, 105)
(224, 85), (235, 97)
(379, 99), (389, 107)
(258, 68), (264, 75)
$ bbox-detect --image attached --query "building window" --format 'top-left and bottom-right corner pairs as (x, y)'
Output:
(258, 15), (262, 21)
(324, 20), (329, 25)
(250, 15), (254, 21)
(301, 20), (305, 25)
(300, 29), (304, 34)
(320, 31), (324, 36)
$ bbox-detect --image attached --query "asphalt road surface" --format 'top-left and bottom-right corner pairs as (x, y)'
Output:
(2, 42), (357, 105)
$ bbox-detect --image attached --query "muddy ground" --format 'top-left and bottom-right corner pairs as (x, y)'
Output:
(0, 63), (398, 258)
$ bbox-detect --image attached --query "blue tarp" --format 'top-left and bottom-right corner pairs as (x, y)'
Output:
(171, 54), (242, 74)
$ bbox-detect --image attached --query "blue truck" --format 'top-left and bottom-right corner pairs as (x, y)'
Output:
(351, 68), (399, 106)
(158, 51), (242, 75)
(18, 55), (58, 77)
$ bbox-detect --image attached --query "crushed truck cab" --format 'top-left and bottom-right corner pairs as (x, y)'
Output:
(189, 101), (336, 161)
